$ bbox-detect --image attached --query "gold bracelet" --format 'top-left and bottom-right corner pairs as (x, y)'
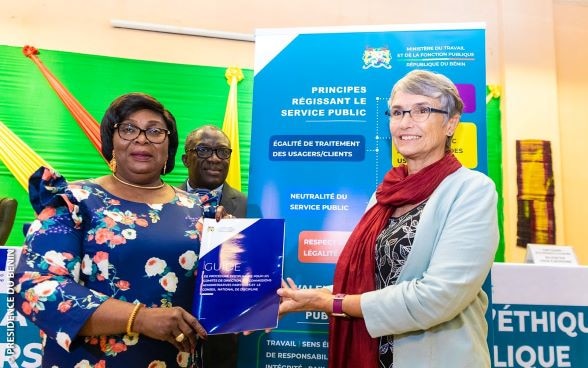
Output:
(126, 303), (144, 336)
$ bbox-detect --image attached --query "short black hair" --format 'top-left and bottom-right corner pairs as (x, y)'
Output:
(184, 125), (231, 152)
(100, 93), (178, 174)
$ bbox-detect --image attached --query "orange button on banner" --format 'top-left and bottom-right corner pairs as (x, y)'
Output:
(298, 231), (351, 264)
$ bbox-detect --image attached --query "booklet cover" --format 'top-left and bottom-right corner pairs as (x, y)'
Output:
(193, 218), (285, 334)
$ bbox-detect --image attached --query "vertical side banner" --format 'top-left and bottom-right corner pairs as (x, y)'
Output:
(0, 246), (42, 367)
(243, 23), (486, 368)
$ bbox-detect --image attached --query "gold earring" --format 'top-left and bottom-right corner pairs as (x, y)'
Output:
(162, 162), (167, 175)
(108, 151), (117, 173)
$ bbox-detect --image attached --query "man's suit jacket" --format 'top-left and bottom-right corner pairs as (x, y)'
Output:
(177, 180), (247, 368)
(218, 182), (247, 218)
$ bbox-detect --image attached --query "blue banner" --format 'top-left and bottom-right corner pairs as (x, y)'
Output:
(244, 23), (487, 367)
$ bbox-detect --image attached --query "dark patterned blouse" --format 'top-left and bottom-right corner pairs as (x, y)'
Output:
(374, 201), (427, 368)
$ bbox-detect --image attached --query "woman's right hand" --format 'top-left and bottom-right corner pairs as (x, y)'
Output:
(277, 277), (332, 316)
(134, 306), (207, 352)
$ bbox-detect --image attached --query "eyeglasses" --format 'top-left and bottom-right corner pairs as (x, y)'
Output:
(187, 145), (232, 160)
(385, 106), (448, 122)
(114, 123), (170, 144)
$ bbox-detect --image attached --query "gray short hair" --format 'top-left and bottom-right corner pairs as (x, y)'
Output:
(389, 70), (463, 150)
(390, 69), (464, 117)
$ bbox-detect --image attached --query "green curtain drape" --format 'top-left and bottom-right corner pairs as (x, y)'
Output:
(0, 45), (253, 245)
(486, 86), (504, 261)
(0, 45), (504, 262)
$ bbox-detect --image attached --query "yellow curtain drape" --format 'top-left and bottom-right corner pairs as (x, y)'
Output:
(221, 66), (244, 191)
(486, 84), (501, 104)
(0, 121), (52, 190)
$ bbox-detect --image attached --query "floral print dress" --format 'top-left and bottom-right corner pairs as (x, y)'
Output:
(15, 167), (204, 368)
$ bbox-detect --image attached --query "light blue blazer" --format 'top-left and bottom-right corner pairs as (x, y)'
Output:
(361, 167), (499, 367)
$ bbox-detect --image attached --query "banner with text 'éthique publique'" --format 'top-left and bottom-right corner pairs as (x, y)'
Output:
(242, 23), (486, 368)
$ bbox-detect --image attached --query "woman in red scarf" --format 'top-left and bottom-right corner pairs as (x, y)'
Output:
(278, 70), (498, 368)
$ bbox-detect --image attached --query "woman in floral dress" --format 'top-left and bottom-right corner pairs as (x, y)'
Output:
(14, 93), (226, 367)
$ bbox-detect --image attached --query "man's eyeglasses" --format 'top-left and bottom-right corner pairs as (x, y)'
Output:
(187, 145), (233, 160)
(385, 106), (448, 123)
(114, 123), (170, 144)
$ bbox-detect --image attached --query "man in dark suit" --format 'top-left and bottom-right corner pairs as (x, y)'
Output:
(180, 125), (247, 367)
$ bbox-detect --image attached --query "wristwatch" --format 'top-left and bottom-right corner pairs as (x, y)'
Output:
(332, 293), (349, 318)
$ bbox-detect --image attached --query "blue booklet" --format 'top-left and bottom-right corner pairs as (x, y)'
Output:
(193, 218), (285, 334)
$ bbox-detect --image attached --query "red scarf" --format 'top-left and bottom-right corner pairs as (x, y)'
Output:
(329, 153), (462, 368)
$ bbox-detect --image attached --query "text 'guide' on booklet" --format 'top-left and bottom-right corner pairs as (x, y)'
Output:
(193, 218), (285, 334)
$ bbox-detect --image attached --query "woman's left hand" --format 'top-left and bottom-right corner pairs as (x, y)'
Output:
(215, 205), (235, 222)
